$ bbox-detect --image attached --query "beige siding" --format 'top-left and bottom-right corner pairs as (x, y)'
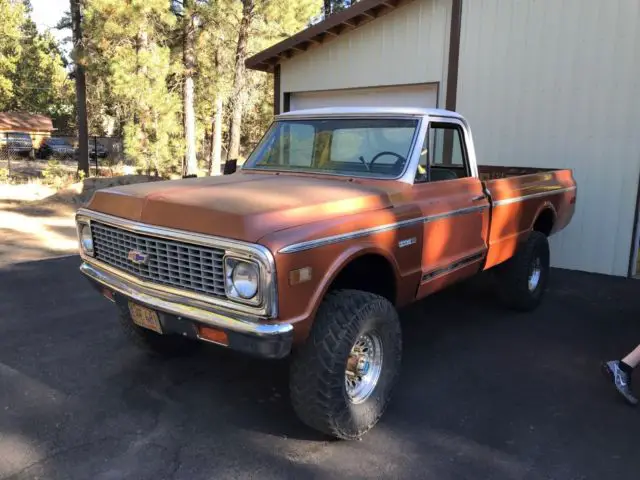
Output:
(457, 0), (640, 276)
(289, 83), (439, 110)
(280, 0), (452, 108)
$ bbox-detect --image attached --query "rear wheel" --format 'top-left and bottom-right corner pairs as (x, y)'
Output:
(495, 231), (550, 311)
(290, 290), (402, 440)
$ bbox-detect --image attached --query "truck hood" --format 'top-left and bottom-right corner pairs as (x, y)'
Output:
(86, 173), (403, 243)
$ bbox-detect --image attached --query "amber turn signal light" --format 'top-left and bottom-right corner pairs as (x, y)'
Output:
(198, 326), (229, 346)
(289, 266), (313, 286)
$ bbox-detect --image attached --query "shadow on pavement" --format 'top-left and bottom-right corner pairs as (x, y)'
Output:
(0, 257), (639, 479)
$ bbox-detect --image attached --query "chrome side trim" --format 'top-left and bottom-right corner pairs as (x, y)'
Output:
(76, 209), (278, 318)
(80, 261), (292, 337)
(421, 251), (485, 283)
(492, 186), (577, 207)
(424, 204), (488, 223)
(279, 217), (424, 254)
(279, 204), (489, 254)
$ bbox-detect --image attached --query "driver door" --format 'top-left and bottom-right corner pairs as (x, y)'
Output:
(412, 118), (490, 298)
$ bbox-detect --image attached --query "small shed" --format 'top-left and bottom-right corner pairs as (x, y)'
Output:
(247, 0), (640, 277)
(0, 112), (55, 148)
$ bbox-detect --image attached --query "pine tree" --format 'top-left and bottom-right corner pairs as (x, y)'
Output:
(227, 0), (322, 161)
(176, 0), (198, 176)
(84, 0), (182, 175)
(227, 0), (254, 161)
(195, 0), (235, 175)
(0, 0), (25, 109)
(70, 0), (89, 175)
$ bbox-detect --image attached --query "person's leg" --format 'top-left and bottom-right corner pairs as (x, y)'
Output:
(621, 344), (640, 369)
(603, 344), (640, 406)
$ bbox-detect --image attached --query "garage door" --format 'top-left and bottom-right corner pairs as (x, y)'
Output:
(289, 84), (438, 111)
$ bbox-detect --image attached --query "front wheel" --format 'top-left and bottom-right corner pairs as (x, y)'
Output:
(495, 231), (550, 311)
(290, 290), (402, 440)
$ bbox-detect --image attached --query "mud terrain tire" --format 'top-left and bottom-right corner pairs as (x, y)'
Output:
(495, 231), (550, 311)
(290, 290), (402, 440)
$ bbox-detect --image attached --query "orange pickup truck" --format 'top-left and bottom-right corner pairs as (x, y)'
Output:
(76, 107), (576, 439)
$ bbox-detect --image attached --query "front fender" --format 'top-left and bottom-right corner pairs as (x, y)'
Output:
(272, 241), (406, 344)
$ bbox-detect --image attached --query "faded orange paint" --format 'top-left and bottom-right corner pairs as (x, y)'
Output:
(84, 165), (576, 344)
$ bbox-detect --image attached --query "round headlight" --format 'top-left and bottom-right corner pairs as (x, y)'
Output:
(231, 262), (259, 299)
(80, 224), (94, 255)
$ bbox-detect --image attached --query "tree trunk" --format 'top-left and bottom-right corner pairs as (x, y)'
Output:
(209, 95), (223, 175)
(182, 0), (197, 176)
(228, 0), (254, 161)
(136, 29), (151, 174)
(324, 0), (331, 17)
(70, 0), (89, 176)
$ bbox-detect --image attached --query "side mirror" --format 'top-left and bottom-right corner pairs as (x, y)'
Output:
(223, 159), (237, 175)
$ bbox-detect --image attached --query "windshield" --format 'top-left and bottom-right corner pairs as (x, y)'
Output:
(48, 138), (69, 145)
(244, 118), (419, 178)
(8, 133), (31, 140)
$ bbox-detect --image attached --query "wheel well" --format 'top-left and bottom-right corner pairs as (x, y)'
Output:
(533, 208), (555, 236)
(328, 254), (397, 304)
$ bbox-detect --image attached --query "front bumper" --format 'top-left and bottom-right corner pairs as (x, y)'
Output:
(52, 149), (75, 156)
(80, 261), (293, 359)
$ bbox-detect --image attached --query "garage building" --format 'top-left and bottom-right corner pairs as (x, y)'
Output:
(247, 0), (640, 277)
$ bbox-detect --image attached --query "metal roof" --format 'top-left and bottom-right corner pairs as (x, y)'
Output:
(246, 0), (413, 72)
(0, 112), (54, 132)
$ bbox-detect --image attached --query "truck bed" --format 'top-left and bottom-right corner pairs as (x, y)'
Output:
(478, 164), (556, 180)
(478, 165), (577, 269)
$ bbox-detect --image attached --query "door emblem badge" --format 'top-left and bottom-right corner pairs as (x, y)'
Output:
(398, 238), (417, 248)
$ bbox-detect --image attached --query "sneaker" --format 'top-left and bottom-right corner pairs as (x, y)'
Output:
(602, 361), (638, 406)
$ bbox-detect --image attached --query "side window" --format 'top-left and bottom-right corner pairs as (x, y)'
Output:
(427, 123), (469, 181)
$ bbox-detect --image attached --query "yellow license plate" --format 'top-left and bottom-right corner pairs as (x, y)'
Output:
(128, 302), (162, 334)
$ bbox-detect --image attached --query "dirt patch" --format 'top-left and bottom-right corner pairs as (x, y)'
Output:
(0, 183), (56, 202)
(38, 174), (162, 207)
(0, 175), (162, 266)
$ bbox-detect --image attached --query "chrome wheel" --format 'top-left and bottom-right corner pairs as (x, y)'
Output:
(528, 256), (542, 292)
(345, 332), (383, 404)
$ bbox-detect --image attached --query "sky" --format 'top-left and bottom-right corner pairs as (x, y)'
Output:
(30, 0), (70, 48)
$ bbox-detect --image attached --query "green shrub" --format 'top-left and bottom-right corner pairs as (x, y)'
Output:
(41, 159), (73, 188)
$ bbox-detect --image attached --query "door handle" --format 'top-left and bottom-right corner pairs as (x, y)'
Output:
(471, 195), (486, 202)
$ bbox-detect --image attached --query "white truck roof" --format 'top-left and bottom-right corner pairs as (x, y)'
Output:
(276, 107), (464, 120)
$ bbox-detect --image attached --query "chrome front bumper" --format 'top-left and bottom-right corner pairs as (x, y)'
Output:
(80, 261), (293, 357)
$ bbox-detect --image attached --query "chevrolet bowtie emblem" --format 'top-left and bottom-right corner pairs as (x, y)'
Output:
(127, 249), (149, 265)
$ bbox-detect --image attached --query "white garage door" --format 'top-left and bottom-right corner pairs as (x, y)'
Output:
(289, 84), (438, 111)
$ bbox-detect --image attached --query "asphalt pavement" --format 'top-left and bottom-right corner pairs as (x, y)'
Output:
(0, 255), (639, 479)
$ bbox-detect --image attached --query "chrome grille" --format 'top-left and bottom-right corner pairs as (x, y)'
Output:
(91, 222), (226, 298)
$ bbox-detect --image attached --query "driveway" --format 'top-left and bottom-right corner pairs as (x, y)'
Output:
(0, 255), (639, 479)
